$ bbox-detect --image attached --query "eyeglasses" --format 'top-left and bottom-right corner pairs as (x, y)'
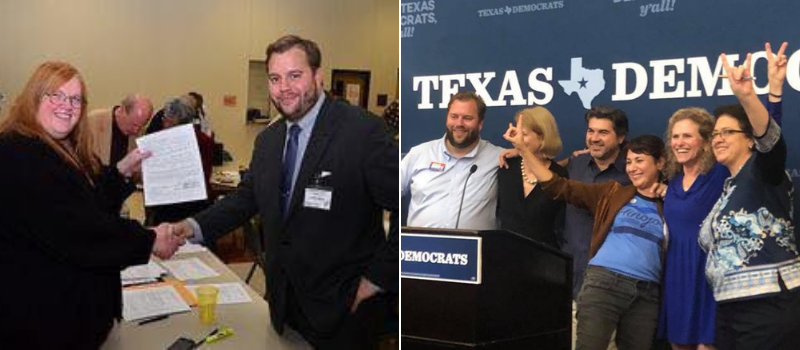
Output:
(44, 91), (83, 108)
(711, 129), (746, 140)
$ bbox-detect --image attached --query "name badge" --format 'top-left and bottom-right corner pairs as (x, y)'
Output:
(430, 162), (446, 172)
(304, 186), (332, 210)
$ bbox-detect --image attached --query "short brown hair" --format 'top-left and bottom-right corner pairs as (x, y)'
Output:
(265, 35), (321, 73)
(515, 106), (563, 159)
(447, 91), (487, 121)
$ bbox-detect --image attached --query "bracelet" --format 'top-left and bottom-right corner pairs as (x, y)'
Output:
(769, 92), (782, 98)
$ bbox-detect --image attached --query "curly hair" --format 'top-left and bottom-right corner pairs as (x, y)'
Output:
(663, 107), (716, 180)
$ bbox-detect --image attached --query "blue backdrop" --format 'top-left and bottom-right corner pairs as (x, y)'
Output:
(401, 0), (800, 182)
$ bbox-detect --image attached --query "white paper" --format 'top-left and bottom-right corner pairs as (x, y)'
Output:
(187, 283), (253, 305)
(122, 285), (191, 321)
(121, 261), (167, 281)
(136, 124), (208, 206)
(161, 257), (220, 281)
(174, 242), (208, 255)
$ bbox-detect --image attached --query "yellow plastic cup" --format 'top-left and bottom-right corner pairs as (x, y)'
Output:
(196, 285), (219, 325)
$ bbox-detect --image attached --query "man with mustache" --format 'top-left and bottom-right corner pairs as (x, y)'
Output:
(401, 91), (504, 230)
(170, 35), (398, 349)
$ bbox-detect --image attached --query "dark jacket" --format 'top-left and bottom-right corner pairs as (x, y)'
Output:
(0, 132), (154, 349)
(194, 97), (398, 334)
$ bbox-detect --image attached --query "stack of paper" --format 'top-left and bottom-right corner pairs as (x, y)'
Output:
(122, 285), (191, 321)
(121, 261), (167, 286)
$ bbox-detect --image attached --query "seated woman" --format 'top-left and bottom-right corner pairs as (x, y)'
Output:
(147, 97), (215, 225)
(496, 106), (567, 247)
(505, 121), (667, 350)
(699, 44), (800, 350)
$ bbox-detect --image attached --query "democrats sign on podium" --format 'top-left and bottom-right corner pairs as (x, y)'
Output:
(401, 230), (482, 284)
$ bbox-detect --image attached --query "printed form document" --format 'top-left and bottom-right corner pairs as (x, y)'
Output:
(136, 124), (207, 206)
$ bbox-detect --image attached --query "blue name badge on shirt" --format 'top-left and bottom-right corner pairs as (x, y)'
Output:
(401, 233), (482, 284)
(429, 162), (446, 172)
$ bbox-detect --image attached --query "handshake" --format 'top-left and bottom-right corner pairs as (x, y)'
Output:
(150, 220), (196, 260)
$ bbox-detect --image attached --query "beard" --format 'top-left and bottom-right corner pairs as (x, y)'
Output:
(446, 126), (480, 149)
(272, 84), (320, 121)
(587, 141), (619, 161)
(586, 142), (619, 160)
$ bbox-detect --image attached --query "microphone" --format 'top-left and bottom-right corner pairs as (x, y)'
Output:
(455, 164), (478, 229)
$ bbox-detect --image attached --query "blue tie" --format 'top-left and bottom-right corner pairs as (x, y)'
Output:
(280, 124), (301, 218)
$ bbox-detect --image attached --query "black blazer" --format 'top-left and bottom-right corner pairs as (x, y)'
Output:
(0, 133), (155, 349)
(195, 97), (398, 334)
(497, 157), (568, 248)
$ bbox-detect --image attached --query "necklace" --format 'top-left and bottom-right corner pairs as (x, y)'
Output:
(520, 159), (537, 185)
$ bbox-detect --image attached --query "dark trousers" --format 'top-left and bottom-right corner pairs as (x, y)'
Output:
(575, 266), (660, 350)
(715, 283), (800, 350)
(284, 285), (385, 350)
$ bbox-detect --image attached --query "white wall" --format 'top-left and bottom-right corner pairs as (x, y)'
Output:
(0, 0), (398, 169)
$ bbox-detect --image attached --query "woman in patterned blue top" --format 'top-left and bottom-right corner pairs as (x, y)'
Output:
(699, 42), (800, 350)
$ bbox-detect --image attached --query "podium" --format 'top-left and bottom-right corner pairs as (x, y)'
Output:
(401, 227), (572, 349)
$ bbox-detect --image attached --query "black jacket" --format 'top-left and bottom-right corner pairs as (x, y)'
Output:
(195, 97), (399, 334)
(0, 132), (154, 349)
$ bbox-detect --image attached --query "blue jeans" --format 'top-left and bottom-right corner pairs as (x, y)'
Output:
(576, 265), (660, 350)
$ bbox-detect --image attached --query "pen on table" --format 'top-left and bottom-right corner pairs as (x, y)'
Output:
(138, 315), (169, 326)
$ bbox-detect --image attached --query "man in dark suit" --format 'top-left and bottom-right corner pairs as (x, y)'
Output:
(173, 35), (397, 349)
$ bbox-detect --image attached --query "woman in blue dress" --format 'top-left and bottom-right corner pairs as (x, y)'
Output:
(658, 107), (726, 350)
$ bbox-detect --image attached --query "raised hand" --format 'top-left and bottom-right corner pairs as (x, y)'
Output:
(151, 223), (183, 259)
(720, 52), (755, 98)
(766, 41), (788, 96)
(502, 122), (524, 150)
(721, 49), (769, 135)
(117, 148), (152, 179)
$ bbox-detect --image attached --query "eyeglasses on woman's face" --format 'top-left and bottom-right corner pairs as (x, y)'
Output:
(711, 129), (745, 140)
(44, 91), (83, 108)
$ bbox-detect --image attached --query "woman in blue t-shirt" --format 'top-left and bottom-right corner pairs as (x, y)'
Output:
(506, 121), (667, 350)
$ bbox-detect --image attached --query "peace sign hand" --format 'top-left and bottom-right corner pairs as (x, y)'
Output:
(766, 41), (788, 94)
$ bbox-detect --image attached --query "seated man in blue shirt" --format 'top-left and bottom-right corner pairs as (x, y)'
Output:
(401, 91), (504, 230)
